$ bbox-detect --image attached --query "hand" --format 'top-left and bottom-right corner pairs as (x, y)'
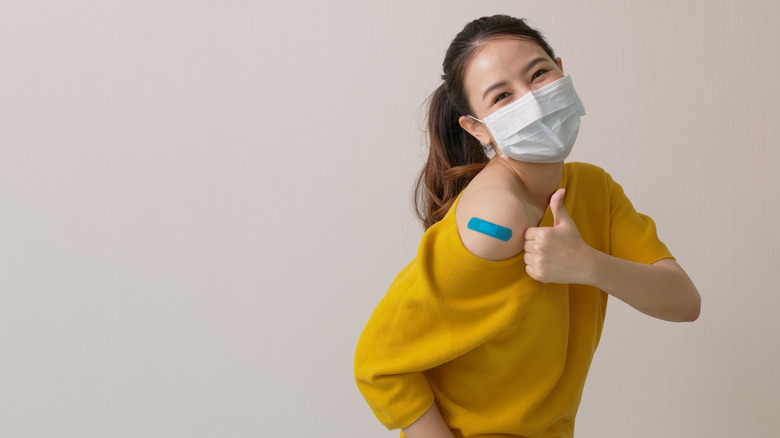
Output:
(523, 189), (595, 284)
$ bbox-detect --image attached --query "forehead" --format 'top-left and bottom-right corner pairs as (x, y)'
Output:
(463, 37), (551, 90)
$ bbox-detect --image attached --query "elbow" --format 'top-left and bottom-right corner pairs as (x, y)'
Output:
(684, 277), (702, 322)
(650, 259), (700, 322)
(678, 303), (699, 322)
(656, 288), (700, 322)
(685, 292), (701, 322)
(670, 267), (701, 322)
(676, 288), (701, 322)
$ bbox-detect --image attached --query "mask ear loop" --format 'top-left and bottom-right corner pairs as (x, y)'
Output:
(468, 115), (507, 159)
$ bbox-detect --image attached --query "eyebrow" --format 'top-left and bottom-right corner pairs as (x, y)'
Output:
(481, 56), (552, 102)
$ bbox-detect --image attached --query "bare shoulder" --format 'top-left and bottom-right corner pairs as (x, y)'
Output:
(455, 163), (529, 261)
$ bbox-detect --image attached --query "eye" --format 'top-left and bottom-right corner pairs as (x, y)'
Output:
(493, 92), (511, 104)
(532, 69), (549, 81)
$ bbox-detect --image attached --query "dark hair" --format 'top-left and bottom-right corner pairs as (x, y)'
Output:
(413, 15), (558, 229)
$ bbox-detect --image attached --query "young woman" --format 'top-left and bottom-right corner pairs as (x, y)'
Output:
(354, 15), (700, 438)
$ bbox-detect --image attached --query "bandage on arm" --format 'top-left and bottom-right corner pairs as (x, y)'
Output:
(455, 188), (528, 261)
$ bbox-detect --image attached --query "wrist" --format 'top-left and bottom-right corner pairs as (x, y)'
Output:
(580, 245), (606, 287)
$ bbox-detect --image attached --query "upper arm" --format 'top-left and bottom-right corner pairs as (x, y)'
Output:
(455, 188), (529, 261)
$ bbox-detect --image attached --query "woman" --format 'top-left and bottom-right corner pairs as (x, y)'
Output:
(354, 15), (700, 438)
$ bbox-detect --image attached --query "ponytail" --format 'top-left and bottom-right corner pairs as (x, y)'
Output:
(413, 84), (488, 230)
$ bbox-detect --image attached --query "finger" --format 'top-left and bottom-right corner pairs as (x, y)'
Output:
(524, 226), (539, 241)
(525, 264), (536, 279)
(549, 188), (572, 227)
(523, 252), (532, 265)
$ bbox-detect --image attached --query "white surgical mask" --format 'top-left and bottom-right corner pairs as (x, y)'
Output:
(469, 75), (586, 163)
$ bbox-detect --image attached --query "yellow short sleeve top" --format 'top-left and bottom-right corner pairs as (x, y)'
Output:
(354, 162), (674, 438)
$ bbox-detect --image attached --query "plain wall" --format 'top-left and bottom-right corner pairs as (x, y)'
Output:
(1, 1), (778, 436)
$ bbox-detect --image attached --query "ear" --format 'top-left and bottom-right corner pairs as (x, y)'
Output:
(458, 115), (493, 146)
(556, 57), (564, 74)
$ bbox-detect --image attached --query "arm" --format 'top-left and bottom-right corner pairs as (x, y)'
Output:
(402, 403), (456, 438)
(388, 188), (526, 436)
(355, 200), (530, 430)
(524, 189), (700, 322)
(587, 255), (699, 322)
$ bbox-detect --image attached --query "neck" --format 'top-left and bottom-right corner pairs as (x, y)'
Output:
(493, 157), (564, 208)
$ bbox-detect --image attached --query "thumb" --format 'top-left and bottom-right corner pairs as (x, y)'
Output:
(550, 188), (572, 227)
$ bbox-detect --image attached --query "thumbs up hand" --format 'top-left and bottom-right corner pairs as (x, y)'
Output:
(523, 189), (596, 284)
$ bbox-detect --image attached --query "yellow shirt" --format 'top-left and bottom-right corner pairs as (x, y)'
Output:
(354, 162), (674, 438)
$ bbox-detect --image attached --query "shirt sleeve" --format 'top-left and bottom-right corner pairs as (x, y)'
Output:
(607, 172), (675, 264)
(354, 216), (529, 430)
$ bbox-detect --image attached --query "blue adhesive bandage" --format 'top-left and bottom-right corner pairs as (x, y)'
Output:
(467, 217), (513, 242)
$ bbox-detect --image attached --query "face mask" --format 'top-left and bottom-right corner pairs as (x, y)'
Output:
(469, 75), (586, 163)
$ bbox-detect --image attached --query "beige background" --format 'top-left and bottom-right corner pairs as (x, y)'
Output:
(1, 1), (778, 437)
